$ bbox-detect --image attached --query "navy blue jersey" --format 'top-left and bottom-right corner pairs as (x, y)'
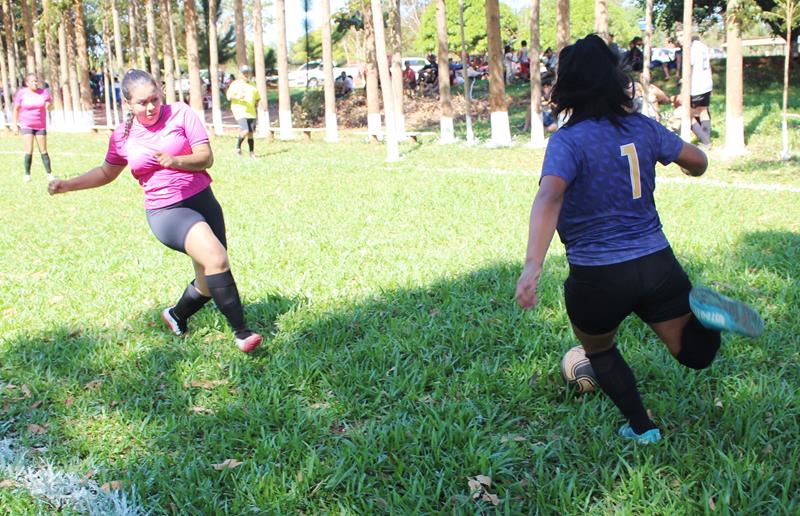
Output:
(541, 113), (684, 266)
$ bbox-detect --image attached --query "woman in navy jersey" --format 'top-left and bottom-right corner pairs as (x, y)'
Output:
(515, 35), (763, 444)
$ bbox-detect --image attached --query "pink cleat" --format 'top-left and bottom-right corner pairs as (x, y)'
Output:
(236, 333), (263, 353)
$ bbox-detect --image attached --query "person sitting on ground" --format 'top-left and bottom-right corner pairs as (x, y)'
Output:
(621, 37), (644, 73)
(403, 62), (417, 90)
(334, 71), (354, 98)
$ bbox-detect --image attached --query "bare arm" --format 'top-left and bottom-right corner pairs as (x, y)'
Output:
(154, 142), (214, 171)
(12, 104), (20, 133)
(48, 161), (126, 195)
(675, 142), (708, 177)
(515, 175), (567, 310)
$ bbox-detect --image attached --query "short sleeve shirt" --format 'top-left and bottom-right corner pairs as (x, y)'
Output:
(105, 102), (212, 210)
(14, 88), (50, 130)
(226, 79), (260, 120)
(541, 114), (684, 266)
(690, 40), (713, 95)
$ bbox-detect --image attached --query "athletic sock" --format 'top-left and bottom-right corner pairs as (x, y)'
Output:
(205, 270), (251, 339)
(172, 280), (212, 324)
(236, 136), (244, 151)
(24, 153), (32, 175)
(676, 315), (721, 370)
(247, 137), (254, 152)
(700, 120), (712, 143)
(586, 345), (656, 435)
(41, 153), (52, 174)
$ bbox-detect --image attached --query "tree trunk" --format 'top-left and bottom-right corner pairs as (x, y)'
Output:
(388, 0), (405, 139)
(10, 8), (22, 86)
(485, 0), (510, 146)
(43, 0), (62, 127)
(234, 0), (248, 68)
(73, 0), (93, 127)
(680, 0), (693, 142)
(159, 0), (175, 103)
(642, 0), (652, 117)
(184, 0), (204, 119)
(20, 0), (36, 75)
(168, 0), (184, 102)
(128, 1), (138, 68)
(436, 0), (454, 143)
(781, 15), (794, 159)
(529, 0), (545, 147)
(101, 15), (119, 126)
(370, 0), (399, 161)
(275, 0), (294, 138)
(363, 0), (381, 141)
(253, 0), (272, 140)
(64, 9), (81, 128)
(1, 0), (17, 93)
(145, 0), (160, 83)
(594, 0), (609, 43)
(209, 0), (223, 135)
(556, 0), (570, 53)
(724, 1), (745, 157)
(110, 0), (126, 119)
(0, 24), (10, 122)
(32, 0), (45, 80)
(458, 0), (475, 144)
(112, 0), (125, 76)
(58, 16), (74, 127)
(321, 0), (338, 142)
(133, 1), (147, 69)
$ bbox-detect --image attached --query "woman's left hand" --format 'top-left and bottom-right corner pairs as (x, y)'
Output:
(154, 152), (176, 168)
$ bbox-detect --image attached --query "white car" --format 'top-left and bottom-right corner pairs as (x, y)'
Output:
(288, 61), (361, 88)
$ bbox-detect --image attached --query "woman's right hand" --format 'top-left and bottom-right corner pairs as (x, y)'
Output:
(48, 179), (70, 195)
(515, 262), (542, 310)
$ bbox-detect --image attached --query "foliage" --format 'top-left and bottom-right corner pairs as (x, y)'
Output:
(415, 0), (520, 54)
(645, 0), (800, 35)
(198, 0), (237, 68)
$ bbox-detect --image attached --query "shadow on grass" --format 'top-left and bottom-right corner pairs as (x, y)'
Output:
(1, 252), (797, 513)
(744, 103), (772, 144)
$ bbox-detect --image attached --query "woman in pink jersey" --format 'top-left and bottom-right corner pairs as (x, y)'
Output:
(48, 69), (262, 353)
(14, 73), (54, 183)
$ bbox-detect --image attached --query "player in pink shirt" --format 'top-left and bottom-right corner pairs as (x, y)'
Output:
(13, 73), (54, 183)
(48, 70), (262, 353)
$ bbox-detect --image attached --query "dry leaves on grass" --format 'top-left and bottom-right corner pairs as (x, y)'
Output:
(20, 385), (32, 398)
(101, 481), (123, 492)
(84, 379), (104, 390)
(709, 496), (717, 511)
(30, 400), (43, 409)
(212, 459), (243, 470)
(64, 395), (74, 407)
(184, 380), (228, 389)
(26, 423), (48, 435)
(0, 479), (17, 489)
(467, 475), (499, 506)
(190, 406), (215, 415)
(500, 435), (526, 443)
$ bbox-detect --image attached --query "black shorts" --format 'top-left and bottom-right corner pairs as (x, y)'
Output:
(564, 247), (692, 335)
(690, 92), (711, 108)
(237, 118), (257, 132)
(21, 127), (47, 135)
(145, 187), (226, 253)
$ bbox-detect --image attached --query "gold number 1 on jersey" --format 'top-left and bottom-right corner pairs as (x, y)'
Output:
(620, 143), (641, 199)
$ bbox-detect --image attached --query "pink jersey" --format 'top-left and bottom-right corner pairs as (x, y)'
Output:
(105, 102), (212, 209)
(14, 88), (50, 130)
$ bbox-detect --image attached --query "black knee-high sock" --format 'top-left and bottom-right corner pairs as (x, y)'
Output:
(205, 270), (251, 339)
(586, 345), (656, 434)
(236, 136), (244, 150)
(172, 280), (212, 323)
(676, 315), (721, 370)
(41, 153), (52, 174)
(247, 137), (254, 152)
(24, 154), (32, 175)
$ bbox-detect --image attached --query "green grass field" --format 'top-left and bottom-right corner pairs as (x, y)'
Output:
(1, 73), (799, 513)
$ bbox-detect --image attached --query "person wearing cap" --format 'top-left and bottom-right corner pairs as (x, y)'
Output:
(225, 65), (261, 158)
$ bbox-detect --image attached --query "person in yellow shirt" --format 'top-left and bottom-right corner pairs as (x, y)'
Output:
(225, 66), (261, 158)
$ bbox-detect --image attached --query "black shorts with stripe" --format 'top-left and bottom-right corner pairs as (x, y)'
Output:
(564, 246), (692, 335)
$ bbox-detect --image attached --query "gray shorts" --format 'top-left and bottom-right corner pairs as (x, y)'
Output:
(145, 187), (226, 253)
(21, 127), (47, 135)
(237, 118), (257, 132)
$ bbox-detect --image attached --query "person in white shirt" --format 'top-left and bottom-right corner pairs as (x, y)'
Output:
(689, 34), (713, 148)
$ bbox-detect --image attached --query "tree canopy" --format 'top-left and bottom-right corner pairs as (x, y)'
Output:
(415, 0), (519, 55)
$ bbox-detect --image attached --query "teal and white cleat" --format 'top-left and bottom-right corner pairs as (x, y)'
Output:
(689, 286), (764, 338)
(618, 424), (662, 444)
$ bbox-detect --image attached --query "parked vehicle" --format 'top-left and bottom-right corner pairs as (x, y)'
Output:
(287, 60), (362, 88)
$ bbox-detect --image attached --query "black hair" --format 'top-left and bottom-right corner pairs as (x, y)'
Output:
(550, 34), (633, 128)
(121, 69), (159, 139)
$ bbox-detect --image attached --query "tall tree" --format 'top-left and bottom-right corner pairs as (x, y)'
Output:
(133, 1), (147, 69)
(20, 0), (36, 74)
(595, 0), (609, 42)
(58, 15), (74, 126)
(159, 0), (175, 103)
(73, 0), (93, 126)
(32, 0), (45, 80)
(363, 0), (382, 142)
(679, 0), (692, 142)
(145, 0), (161, 82)
(1, 0), (17, 93)
(0, 24), (10, 122)
(101, 11), (120, 126)
(556, 0), (570, 53)
(765, 0), (799, 159)
(64, 8), (81, 127)
(458, 0), (475, 144)
(321, 0), (338, 142)
(529, 0), (545, 147)
(128, 1), (139, 68)
(643, 0), (653, 116)
(724, 0), (746, 156)
(388, 0), (405, 139)
(43, 0), (63, 127)
(111, 0), (125, 77)
(436, 0), (455, 143)
(167, 0), (184, 102)
(234, 0), (248, 67)
(253, 0), (272, 140)
(185, 0), (204, 118)
(276, 0), (294, 138)
(208, 0), (223, 135)
(485, 0), (511, 146)
(371, 0), (399, 161)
